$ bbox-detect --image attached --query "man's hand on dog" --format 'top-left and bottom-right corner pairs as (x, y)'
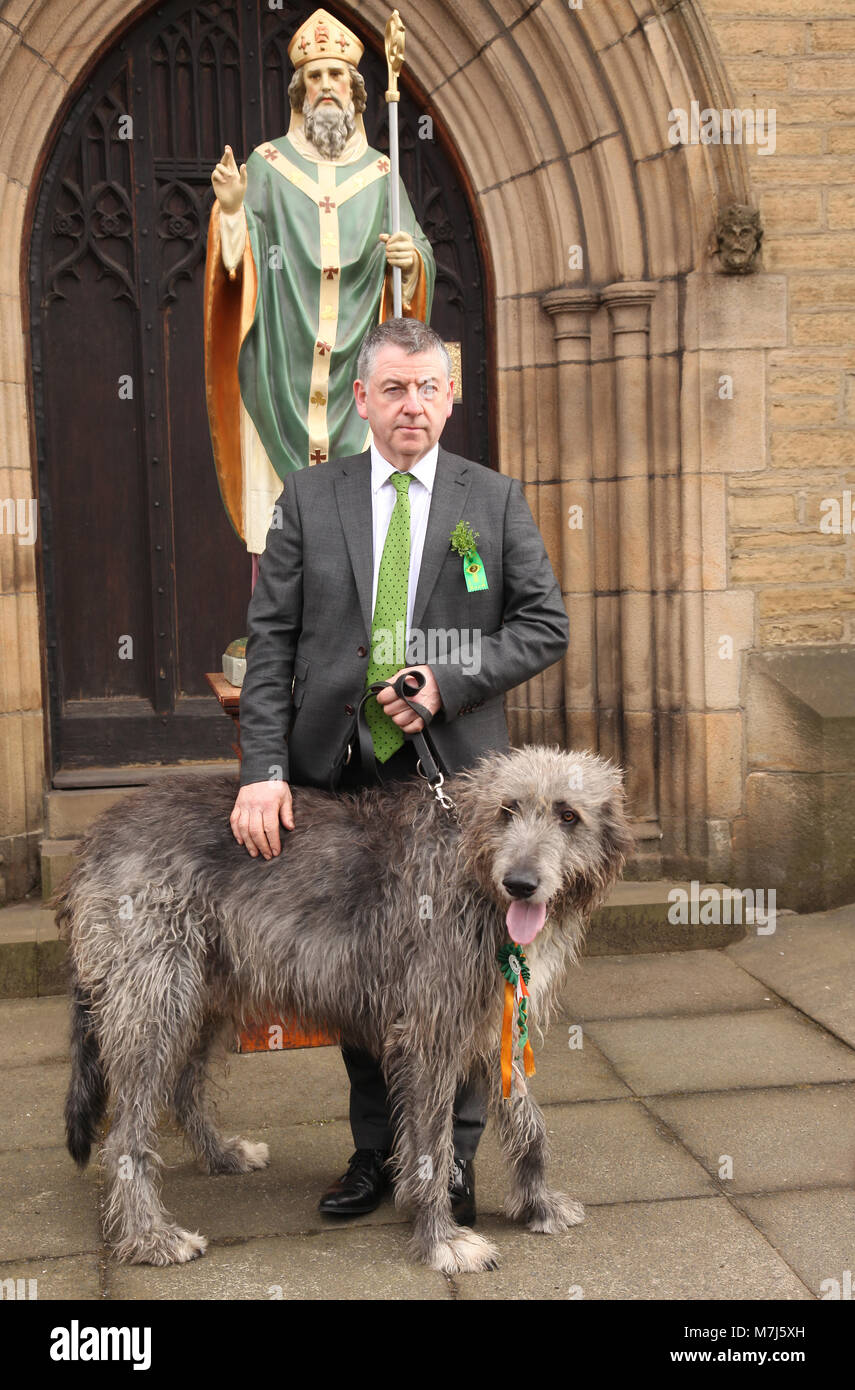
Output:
(377, 665), (442, 733)
(231, 781), (294, 860)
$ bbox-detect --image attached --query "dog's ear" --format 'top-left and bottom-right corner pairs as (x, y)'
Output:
(571, 777), (634, 919)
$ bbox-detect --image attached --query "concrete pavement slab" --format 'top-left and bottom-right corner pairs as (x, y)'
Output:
(0, 996), (69, 1066)
(0, 1254), (102, 1301)
(472, 1098), (715, 1208)
(106, 1227), (452, 1300)
(726, 906), (855, 1048)
(454, 1199), (813, 1301)
(0, 1063), (69, 1150)
(585, 1009), (855, 1096)
(558, 949), (779, 1022)
(733, 1190), (855, 1299)
(648, 1083), (855, 1193)
(522, 1029), (632, 1104)
(0, 1145), (101, 1262)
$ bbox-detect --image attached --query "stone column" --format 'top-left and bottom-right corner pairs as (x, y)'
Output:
(541, 289), (600, 753)
(602, 281), (659, 835)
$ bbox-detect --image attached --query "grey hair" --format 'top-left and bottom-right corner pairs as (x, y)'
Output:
(288, 63), (367, 113)
(357, 319), (452, 386)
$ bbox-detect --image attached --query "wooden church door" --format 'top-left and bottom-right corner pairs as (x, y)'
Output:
(30, 0), (489, 776)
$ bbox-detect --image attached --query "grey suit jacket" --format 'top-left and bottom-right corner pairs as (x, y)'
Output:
(238, 445), (569, 788)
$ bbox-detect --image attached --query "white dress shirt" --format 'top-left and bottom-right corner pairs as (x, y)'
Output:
(370, 441), (438, 641)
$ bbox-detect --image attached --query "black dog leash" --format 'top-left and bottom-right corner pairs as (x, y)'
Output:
(355, 670), (456, 813)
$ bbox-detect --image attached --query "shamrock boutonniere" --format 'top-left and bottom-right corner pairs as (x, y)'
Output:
(449, 520), (488, 592)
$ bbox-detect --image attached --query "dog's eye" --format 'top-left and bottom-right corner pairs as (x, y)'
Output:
(560, 809), (577, 824)
(500, 802), (518, 819)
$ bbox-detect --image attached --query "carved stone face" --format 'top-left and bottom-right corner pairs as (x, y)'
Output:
(715, 204), (763, 275)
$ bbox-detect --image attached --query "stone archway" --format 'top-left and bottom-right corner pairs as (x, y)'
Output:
(3, 0), (770, 895)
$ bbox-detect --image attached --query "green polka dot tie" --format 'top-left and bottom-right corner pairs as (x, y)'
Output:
(365, 470), (412, 762)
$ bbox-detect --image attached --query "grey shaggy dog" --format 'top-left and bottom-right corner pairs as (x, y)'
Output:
(56, 744), (631, 1275)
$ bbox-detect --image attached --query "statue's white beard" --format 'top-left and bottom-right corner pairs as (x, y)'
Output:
(303, 97), (356, 158)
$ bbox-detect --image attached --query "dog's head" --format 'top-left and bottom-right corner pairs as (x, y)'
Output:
(453, 745), (633, 944)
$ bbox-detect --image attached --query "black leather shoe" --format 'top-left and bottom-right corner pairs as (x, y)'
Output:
(450, 1157), (476, 1226)
(318, 1148), (391, 1216)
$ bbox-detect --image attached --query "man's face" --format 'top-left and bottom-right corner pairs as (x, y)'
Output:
(354, 346), (454, 467)
(303, 61), (351, 111)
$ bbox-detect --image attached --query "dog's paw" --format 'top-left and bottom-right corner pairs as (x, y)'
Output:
(115, 1225), (208, 1266)
(424, 1226), (500, 1275)
(235, 1138), (270, 1170)
(524, 1191), (585, 1234)
(205, 1137), (270, 1174)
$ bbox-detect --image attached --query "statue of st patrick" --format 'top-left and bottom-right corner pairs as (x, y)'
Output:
(204, 7), (436, 554)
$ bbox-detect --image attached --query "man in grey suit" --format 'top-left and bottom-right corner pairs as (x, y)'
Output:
(230, 318), (569, 1221)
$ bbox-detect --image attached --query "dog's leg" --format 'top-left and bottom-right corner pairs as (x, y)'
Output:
(102, 1095), (208, 1266)
(488, 1064), (584, 1233)
(171, 1018), (269, 1175)
(100, 953), (210, 1265)
(385, 1042), (499, 1275)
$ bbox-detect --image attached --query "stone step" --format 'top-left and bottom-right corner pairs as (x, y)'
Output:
(0, 882), (749, 1001)
(45, 761), (239, 838)
(40, 839), (81, 903)
(40, 763), (242, 901)
(584, 881), (751, 955)
(0, 899), (67, 998)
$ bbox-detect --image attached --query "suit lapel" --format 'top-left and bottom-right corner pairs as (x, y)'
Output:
(334, 452), (374, 638)
(412, 447), (472, 631)
(333, 446), (473, 638)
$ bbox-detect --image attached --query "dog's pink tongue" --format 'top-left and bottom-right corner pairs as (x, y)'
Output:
(506, 900), (547, 945)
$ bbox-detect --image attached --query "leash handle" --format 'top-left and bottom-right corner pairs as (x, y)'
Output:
(355, 670), (448, 790)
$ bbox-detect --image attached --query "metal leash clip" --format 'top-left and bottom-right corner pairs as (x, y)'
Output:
(416, 760), (457, 815)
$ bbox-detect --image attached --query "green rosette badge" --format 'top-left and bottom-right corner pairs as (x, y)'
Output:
(497, 943), (531, 1049)
(450, 520), (488, 593)
(497, 943), (530, 986)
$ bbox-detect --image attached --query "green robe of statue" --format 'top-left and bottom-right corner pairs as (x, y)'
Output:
(242, 133), (435, 473)
(203, 128), (435, 548)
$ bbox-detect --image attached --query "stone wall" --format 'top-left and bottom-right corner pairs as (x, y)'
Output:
(703, 1), (855, 648)
(701, 2), (855, 907)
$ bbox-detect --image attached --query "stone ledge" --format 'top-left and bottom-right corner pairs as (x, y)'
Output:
(0, 882), (747, 1000)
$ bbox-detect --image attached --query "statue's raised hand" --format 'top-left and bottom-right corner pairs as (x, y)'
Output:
(212, 144), (247, 216)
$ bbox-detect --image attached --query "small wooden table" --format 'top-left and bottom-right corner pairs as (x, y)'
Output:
(205, 671), (335, 1053)
(205, 671), (242, 759)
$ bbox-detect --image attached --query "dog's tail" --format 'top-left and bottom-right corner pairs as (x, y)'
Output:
(65, 969), (107, 1168)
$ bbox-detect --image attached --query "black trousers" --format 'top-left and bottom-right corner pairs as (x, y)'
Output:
(335, 739), (488, 1160)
